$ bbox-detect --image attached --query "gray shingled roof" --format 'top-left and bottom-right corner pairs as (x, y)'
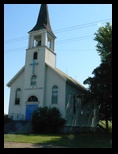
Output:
(7, 63), (87, 92)
(6, 66), (25, 87)
(46, 63), (87, 91)
(29, 4), (55, 38)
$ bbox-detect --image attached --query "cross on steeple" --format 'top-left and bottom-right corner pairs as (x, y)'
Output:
(30, 60), (38, 75)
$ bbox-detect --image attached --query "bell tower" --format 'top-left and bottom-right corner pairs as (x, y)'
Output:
(24, 4), (56, 107)
(27, 4), (56, 67)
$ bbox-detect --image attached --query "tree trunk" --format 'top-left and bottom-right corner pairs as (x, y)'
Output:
(105, 118), (109, 132)
(105, 102), (109, 132)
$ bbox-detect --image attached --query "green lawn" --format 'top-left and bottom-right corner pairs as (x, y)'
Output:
(4, 132), (112, 148)
(99, 120), (112, 133)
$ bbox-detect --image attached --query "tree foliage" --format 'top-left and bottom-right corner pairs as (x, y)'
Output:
(4, 114), (12, 124)
(83, 22), (112, 131)
(31, 106), (66, 133)
(94, 22), (112, 64)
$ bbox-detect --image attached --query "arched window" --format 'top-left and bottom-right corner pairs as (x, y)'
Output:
(27, 96), (38, 102)
(15, 88), (21, 105)
(37, 40), (41, 46)
(33, 52), (38, 60)
(47, 37), (51, 49)
(31, 75), (36, 85)
(52, 85), (58, 104)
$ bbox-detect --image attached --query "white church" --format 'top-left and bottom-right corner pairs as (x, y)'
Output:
(7, 4), (99, 131)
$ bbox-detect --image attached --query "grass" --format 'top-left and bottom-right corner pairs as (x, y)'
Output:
(99, 120), (112, 133)
(4, 132), (112, 148)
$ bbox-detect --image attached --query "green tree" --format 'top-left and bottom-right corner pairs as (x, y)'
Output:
(94, 22), (112, 64)
(4, 114), (12, 124)
(83, 22), (112, 132)
(32, 106), (66, 133)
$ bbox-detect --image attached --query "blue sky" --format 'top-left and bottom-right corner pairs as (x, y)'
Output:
(4, 4), (112, 114)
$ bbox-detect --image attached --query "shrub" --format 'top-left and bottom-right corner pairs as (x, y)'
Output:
(32, 106), (66, 133)
(4, 114), (12, 124)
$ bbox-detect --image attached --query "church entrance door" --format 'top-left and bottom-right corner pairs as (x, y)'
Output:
(26, 104), (38, 121)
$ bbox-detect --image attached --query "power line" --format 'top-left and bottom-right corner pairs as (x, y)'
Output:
(54, 18), (112, 33)
(5, 49), (95, 54)
(4, 34), (94, 53)
(5, 47), (27, 52)
(4, 18), (112, 53)
(4, 18), (112, 44)
(4, 36), (28, 44)
(56, 35), (93, 44)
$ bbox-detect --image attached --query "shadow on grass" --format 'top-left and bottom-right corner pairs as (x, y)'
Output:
(30, 132), (112, 148)
(4, 132), (112, 148)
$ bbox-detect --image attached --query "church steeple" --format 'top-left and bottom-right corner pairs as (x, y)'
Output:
(27, 4), (56, 67)
(29, 4), (55, 37)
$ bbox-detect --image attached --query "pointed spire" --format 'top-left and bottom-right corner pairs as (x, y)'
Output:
(29, 4), (55, 37)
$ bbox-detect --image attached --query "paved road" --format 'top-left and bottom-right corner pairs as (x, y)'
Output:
(4, 142), (74, 148)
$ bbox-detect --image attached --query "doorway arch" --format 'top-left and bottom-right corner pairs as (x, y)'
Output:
(25, 95), (39, 121)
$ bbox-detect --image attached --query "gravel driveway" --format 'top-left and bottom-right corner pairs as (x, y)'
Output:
(4, 142), (72, 148)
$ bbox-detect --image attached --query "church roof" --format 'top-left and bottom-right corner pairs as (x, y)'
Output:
(6, 66), (25, 87)
(7, 63), (87, 92)
(29, 4), (55, 37)
(46, 63), (87, 92)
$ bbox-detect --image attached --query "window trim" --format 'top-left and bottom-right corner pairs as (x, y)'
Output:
(33, 52), (38, 60)
(52, 85), (58, 104)
(31, 75), (37, 85)
(15, 88), (21, 105)
(27, 95), (38, 102)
